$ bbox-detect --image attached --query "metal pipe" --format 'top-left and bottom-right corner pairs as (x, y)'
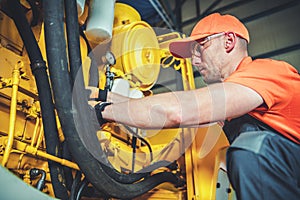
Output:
(161, 0), (177, 29)
(30, 117), (40, 146)
(7, 0), (69, 198)
(35, 120), (44, 149)
(241, 0), (300, 23)
(201, 0), (222, 18)
(30, 168), (47, 190)
(1, 63), (21, 166)
(182, 0), (255, 27)
(175, 0), (182, 31)
(13, 140), (80, 170)
(28, 147), (80, 170)
(149, 0), (174, 30)
(254, 43), (300, 59)
(195, 0), (200, 17)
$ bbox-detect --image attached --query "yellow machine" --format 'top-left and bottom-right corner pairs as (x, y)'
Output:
(0, 1), (233, 199)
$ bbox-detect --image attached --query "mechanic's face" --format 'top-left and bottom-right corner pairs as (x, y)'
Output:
(191, 33), (225, 84)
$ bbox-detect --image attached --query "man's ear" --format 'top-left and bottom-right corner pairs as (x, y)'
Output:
(225, 32), (236, 53)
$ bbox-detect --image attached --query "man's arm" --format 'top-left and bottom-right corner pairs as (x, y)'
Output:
(101, 82), (263, 129)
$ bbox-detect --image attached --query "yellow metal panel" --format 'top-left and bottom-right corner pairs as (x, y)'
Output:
(185, 125), (229, 200)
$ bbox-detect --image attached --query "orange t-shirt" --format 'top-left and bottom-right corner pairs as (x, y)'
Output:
(225, 56), (300, 144)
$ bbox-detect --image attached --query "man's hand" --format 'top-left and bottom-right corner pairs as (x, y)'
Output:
(94, 102), (112, 127)
(86, 86), (110, 127)
(85, 83), (139, 128)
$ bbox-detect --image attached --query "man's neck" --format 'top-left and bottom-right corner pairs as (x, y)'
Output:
(221, 53), (248, 81)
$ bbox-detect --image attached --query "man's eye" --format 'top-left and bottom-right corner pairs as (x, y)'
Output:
(199, 38), (208, 45)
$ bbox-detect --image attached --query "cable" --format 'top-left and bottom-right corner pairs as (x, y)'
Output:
(75, 178), (89, 200)
(131, 135), (137, 172)
(30, 168), (46, 191)
(123, 125), (153, 162)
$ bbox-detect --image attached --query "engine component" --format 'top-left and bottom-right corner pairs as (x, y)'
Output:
(85, 0), (116, 43)
(111, 3), (161, 91)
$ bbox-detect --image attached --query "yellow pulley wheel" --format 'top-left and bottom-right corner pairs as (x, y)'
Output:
(122, 22), (160, 90)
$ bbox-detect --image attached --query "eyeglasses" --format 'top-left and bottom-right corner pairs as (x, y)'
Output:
(191, 32), (225, 56)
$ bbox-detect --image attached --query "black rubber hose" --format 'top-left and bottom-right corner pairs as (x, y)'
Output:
(70, 171), (82, 200)
(100, 163), (150, 184)
(64, 0), (82, 84)
(6, 0), (68, 199)
(63, 0), (156, 184)
(124, 124), (153, 161)
(36, 170), (46, 191)
(131, 136), (137, 172)
(44, 0), (185, 198)
(79, 25), (100, 87)
(61, 141), (74, 191)
(78, 25), (100, 87)
(99, 159), (176, 184)
(30, 168), (46, 191)
(63, 0), (158, 185)
(66, 133), (185, 199)
(26, 0), (39, 26)
(75, 178), (89, 200)
(70, 171), (106, 199)
(79, 25), (92, 54)
(63, 0), (83, 191)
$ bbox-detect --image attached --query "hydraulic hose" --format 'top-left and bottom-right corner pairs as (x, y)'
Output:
(63, 0), (159, 184)
(65, 0), (149, 183)
(44, 0), (185, 199)
(100, 163), (150, 184)
(66, 133), (185, 199)
(75, 178), (89, 200)
(70, 171), (82, 200)
(99, 160), (177, 184)
(6, 0), (68, 199)
(61, 141), (74, 191)
(63, 0), (83, 190)
(30, 168), (46, 191)
(64, 0), (82, 84)
(65, 0), (98, 88)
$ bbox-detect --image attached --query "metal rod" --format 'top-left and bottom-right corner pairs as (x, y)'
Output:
(162, 0), (177, 29)
(30, 117), (40, 146)
(13, 140), (80, 170)
(175, 0), (182, 31)
(254, 43), (300, 59)
(2, 62), (21, 166)
(149, 0), (174, 30)
(201, 0), (222, 18)
(182, 0), (255, 27)
(195, 0), (200, 17)
(241, 0), (300, 23)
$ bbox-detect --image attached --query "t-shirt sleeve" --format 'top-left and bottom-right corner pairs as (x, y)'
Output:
(224, 59), (293, 109)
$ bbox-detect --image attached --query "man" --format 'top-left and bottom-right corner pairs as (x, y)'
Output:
(91, 13), (300, 199)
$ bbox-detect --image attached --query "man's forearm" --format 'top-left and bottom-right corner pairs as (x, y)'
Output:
(107, 91), (131, 103)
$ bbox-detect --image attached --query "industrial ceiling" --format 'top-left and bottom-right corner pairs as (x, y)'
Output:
(118, 0), (300, 70)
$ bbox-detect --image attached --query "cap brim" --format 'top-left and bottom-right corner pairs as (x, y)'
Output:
(169, 34), (211, 58)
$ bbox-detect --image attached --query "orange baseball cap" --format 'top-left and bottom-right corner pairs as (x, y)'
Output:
(169, 13), (250, 58)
